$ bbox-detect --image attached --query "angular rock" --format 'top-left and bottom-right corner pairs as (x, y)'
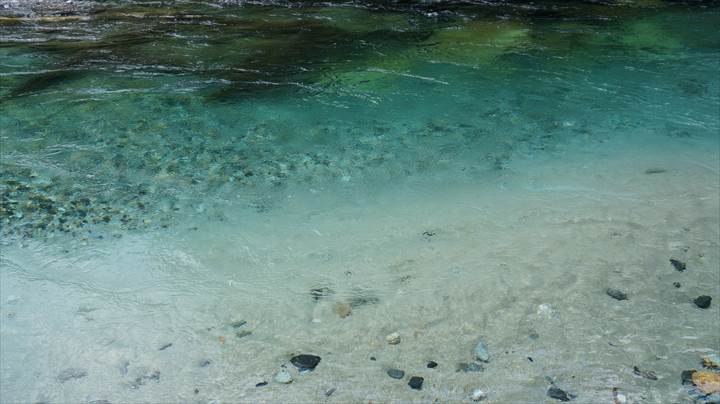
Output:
(606, 288), (628, 301)
(474, 339), (490, 362)
(274, 368), (292, 384)
(681, 370), (696, 385)
(290, 354), (321, 371)
(694, 295), (712, 309)
(670, 259), (686, 272)
(387, 368), (405, 379)
(427, 361), (438, 369)
(547, 386), (573, 401)
(408, 376), (423, 390)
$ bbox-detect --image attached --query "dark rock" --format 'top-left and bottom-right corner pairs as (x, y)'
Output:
(633, 366), (658, 380)
(325, 387), (336, 397)
(694, 295), (712, 309)
(427, 361), (438, 369)
(290, 354), (321, 371)
(310, 287), (334, 301)
(606, 288), (628, 301)
(194, 388), (199, 394)
(199, 359), (212, 368)
(236, 330), (252, 338)
(159, 343), (173, 351)
(370, 357), (377, 361)
(670, 259), (686, 272)
(527, 357), (534, 362)
(456, 362), (484, 372)
(387, 369), (405, 379)
(408, 376), (424, 390)
(673, 282), (681, 288)
(681, 370), (696, 385)
(230, 320), (247, 328)
(57, 368), (88, 382)
(547, 386), (573, 401)
(255, 381), (268, 387)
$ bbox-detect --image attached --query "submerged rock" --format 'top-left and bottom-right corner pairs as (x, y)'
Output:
(332, 302), (352, 318)
(274, 368), (293, 384)
(386, 332), (401, 345)
(427, 361), (438, 369)
(692, 371), (720, 394)
(457, 362), (484, 372)
(387, 368), (405, 379)
(682, 370), (696, 385)
(471, 388), (487, 401)
(633, 366), (658, 380)
(474, 339), (490, 362)
(547, 386), (574, 401)
(703, 354), (720, 369)
(57, 368), (87, 382)
(694, 295), (712, 309)
(670, 258), (687, 272)
(290, 354), (321, 371)
(606, 288), (628, 301)
(408, 376), (423, 390)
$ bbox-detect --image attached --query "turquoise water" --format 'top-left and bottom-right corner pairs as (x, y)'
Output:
(1, 1), (719, 403)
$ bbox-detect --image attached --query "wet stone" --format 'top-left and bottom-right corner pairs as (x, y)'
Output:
(633, 366), (658, 380)
(694, 295), (712, 309)
(408, 376), (424, 390)
(255, 381), (268, 387)
(230, 320), (247, 328)
(670, 258), (687, 272)
(457, 362), (484, 372)
(606, 288), (628, 301)
(57, 368), (88, 382)
(290, 354), (321, 371)
(387, 368), (405, 379)
(427, 361), (438, 368)
(547, 386), (574, 401)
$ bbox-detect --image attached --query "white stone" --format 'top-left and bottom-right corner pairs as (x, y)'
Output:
(274, 368), (292, 384)
(471, 389), (487, 401)
(386, 332), (401, 345)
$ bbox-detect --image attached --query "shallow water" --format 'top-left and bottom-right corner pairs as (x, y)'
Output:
(1, 1), (719, 403)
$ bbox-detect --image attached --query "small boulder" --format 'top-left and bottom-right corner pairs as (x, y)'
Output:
(474, 339), (490, 362)
(694, 295), (712, 309)
(387, 369), (404, 379)
(290, 354), (321, 371)
(547, 386), (574, 401)
(386, 332), (401, 345)
(606, 288), (628, 301)
(274, 368), (292, 384)
(408, 376), (423, 390)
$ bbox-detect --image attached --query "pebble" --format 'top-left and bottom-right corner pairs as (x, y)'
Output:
(274, 368), (293, 384)
(633, 366), (658, 380)
(158, 343), (173, 351)
(681, 370), (696, 385)
(427, 361), (438, 369)
(606, 288), (628, 301)
(694, 295), (712, 309)
(325, 387), (336, 397)
(387, 368), (405, 379)
(386, 332), (401, 345)
(408, 376), (423, 390)
(199, 359), (212, 367)
(547, 386), (573, 401)
(230, 320), (247, 328)
(290, 354), (321, 371)
(674, 282), (682, 288)
(57, 368), (88, 382)
(471, 388), (487, 401)
(236, 330), (252, 338)
(255, 381), (268, 387)
(457, 362), (484, 372)
(473, 339), (490, 362)
(670, 258), (687, 271)
(703, 354), (720, 368)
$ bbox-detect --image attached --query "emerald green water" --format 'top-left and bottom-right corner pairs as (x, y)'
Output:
(1, 2), (719, 403)
(2, 2), (718, 241)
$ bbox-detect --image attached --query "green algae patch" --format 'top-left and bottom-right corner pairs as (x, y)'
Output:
(417, 20), (530, 67)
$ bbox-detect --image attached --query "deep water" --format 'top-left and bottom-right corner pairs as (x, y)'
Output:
(1, 1), (719, 403)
